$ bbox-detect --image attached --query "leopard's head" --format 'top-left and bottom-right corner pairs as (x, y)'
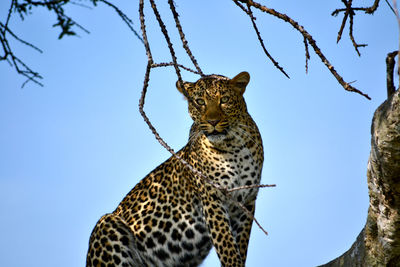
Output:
(177, 72), (250, 144)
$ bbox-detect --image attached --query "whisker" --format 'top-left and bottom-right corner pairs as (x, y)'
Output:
(237, 123), (259, 134)
(189, 130), (201, 143)
(188, 130), (203, 151)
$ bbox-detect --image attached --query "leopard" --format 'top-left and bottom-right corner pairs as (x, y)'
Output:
(86, 71), (264, 267)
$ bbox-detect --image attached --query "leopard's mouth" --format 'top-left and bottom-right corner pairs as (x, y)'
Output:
(205, 129), (228, 137)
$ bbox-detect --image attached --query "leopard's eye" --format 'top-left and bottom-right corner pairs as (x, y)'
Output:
(220, 96), (230, 104)
(196, 99), (206, 106)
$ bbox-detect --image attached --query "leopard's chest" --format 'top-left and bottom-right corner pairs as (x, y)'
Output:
(206, 145), (262, 203)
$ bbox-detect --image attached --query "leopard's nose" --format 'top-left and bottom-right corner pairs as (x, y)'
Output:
(207, 119), (220, 126)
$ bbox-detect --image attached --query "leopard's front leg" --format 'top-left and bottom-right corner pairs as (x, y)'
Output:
(230, 200), (256, 263)
(201, 186), (244, 267)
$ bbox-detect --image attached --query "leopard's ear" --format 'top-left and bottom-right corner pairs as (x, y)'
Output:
(230, 71), (250, 95)
(176, 80), (193, 98)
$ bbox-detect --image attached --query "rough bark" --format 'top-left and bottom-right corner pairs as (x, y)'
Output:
(319, 89), (400, 267)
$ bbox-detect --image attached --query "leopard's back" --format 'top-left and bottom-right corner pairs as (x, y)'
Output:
(115, 152), (213, 266)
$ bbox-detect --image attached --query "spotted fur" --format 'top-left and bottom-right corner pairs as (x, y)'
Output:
(86, 72), (264, 267)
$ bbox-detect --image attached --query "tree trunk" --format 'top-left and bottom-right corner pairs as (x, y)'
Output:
(319, 89), (400, 267)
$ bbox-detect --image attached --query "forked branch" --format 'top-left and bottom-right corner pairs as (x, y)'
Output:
(331, 0), (373, 56)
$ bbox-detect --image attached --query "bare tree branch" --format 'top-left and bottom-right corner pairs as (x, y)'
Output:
(237, 0), (371, 99)
(0, 21), (43, 87)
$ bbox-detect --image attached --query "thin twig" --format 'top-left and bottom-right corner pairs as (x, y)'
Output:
(365, 0), (381, 13)
(69, 0), (93, 9)
(3, 0), (14, 35)
(386, 0), (396, 14)
(335, 0), (350, 43)
(152, 62), (201, 74)
(168, 0), (204, 76)
(13, 55), (44, 87)
(233, 0), (253, 16)
(348, 0), (368, 56)
(25, 0), (69, 5)
(0, 23), (43, 53)
(233, 0), (290, 79)
(236, 201), (269, 236)
(99, 0), (144, 44)
(227, 183), (276, 193)
(303, 36), (310, 73)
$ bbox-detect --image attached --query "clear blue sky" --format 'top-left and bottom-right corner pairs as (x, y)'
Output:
(0, 1), (397, 266)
